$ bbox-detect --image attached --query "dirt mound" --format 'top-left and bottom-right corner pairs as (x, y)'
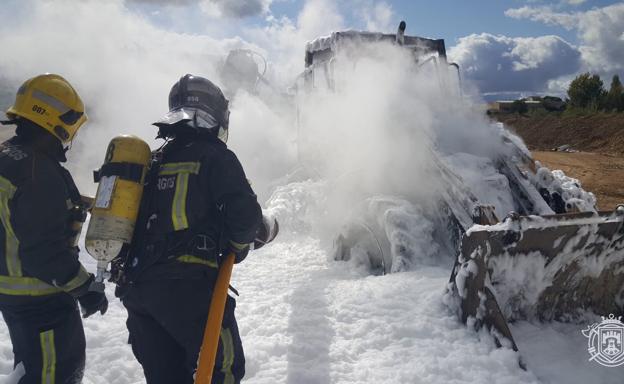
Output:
(532, 151), (624, 210)
(497, 114), (624, 155)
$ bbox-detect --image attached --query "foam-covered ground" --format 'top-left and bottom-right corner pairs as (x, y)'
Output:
(2, 180), (623, 384)
(511, 320), (624, 384)
(0, 240), (536, 384)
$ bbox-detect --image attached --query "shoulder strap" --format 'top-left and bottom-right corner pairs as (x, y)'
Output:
(57, 166), (82, 205)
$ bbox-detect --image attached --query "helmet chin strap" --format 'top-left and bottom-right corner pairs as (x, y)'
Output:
(0, 119), (18, 126)
(65, 136), (74, 151)
(192, 110), (200, 133)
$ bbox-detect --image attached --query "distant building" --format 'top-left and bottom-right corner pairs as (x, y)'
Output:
(487, 96), (566, 114)
(492, 100), (543, 113)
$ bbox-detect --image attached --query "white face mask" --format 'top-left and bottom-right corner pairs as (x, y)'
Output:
(217, 126), (229, 143)
(191, 108), (228, 143)
(155, 107), (228, 143)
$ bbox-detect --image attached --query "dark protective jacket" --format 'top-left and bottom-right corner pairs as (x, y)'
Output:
(124, 135), (262, 282)
(0, 135), (91, 304)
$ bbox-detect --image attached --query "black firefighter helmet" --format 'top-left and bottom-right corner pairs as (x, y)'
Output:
(153, 74), (230, 142)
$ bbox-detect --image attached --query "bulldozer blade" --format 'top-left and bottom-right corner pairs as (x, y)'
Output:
(448, 206), (624, 350)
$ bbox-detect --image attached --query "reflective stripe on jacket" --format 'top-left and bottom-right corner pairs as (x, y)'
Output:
(127, 135), (262, 281)
(0, 137), (90, 300)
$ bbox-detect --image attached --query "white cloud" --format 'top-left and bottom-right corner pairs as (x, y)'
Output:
(241, 0), (399, 85)
(126, 0), (196, 4)
(448, 33), (582, 95)
(0, 0), (250, 190)
(576, 4), (624, 73)
(356, 1), (395, 32)
(504, 6), (578, 29)
(505, 3), (624, 73)
(126, 0), (272, 18)
(0, 0), (388, 200)
(200, 0), (271, 18)
(243, 0), (345, 85)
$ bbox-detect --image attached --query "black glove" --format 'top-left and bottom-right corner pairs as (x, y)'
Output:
(253, 215), (279, 250)
(109, 245), (131, 286)
(227, 240), (250, 264)
(78, 290), (108, 318)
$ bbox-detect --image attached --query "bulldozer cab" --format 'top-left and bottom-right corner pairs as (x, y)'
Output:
(295, 21), (462, 178)
(296, 22), (624, 360)
(300, 22), (460, 94)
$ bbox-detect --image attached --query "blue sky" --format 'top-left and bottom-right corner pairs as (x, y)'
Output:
(290, 0), (581, 43)
(127, 0), (618, 45)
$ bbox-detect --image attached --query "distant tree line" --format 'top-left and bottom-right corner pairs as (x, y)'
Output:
(567, 73), (624, 112)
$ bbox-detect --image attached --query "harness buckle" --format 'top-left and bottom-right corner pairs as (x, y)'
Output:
(196, 234), (212, 251)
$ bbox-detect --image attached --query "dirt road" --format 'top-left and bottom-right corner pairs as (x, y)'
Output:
(532, 151), (624, 211)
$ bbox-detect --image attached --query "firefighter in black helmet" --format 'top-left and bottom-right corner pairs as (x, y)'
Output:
(0, 74), (108, 383)
(119, 74), (277, 384)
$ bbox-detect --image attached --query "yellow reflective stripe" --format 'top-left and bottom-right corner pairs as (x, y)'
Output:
(158, 162), (200, 231)
(220, 328), (235, 384)
(0, 275), (62, 296)
(0, 177), (21, 277)
(1, 197), (21, 277)
(158, 162), (200, 176)
(59, 265), (90, 292)
(229, 240), (248, 251)
(40, 329), (56, 384)
(176, 255), (218, 268)
(32, 89), (70, 114)
(0, 176), (16, 197)
(171, 172), (190, 230)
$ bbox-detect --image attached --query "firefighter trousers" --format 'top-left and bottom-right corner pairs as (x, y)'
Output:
(0, 294), (86, 384)
(122, 278), (245, 384)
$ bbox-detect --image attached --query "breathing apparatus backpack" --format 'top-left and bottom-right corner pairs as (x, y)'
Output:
(85, 135), (151, 291)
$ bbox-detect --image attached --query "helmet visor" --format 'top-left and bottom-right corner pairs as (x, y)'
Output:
(59, 109), (84, 125)
(153, 107), (219, 128)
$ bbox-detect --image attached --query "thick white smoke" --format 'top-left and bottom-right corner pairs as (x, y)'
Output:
(0, 0), (341, 202)
(291, 39), (505, 246)
(0, 0), (507, 228)
(0, 0), (263, 194)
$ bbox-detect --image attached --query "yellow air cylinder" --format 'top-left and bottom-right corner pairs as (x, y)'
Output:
(85, 135), (151, 282)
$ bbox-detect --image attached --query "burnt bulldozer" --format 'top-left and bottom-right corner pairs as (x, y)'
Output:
(300, 21), (460, 94)
(446, 131), (624, 351)
(299, 21), (624, 354)
(449, 206), (624, 351)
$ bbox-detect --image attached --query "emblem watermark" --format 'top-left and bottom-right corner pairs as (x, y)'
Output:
(582, 314), (624, 367)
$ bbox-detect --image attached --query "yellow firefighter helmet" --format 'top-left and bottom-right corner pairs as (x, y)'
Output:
(6, 73), (87, 144)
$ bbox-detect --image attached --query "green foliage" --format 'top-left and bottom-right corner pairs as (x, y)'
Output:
(527, 107), (554, 117)
(567, 73), (606, 111)
(542, 96), (566, 111)
(605, 75), (624, 112)
(562, 106), (588, 117)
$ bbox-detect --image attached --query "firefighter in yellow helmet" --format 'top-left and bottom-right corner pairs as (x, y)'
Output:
(0, 74), (107, 383)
